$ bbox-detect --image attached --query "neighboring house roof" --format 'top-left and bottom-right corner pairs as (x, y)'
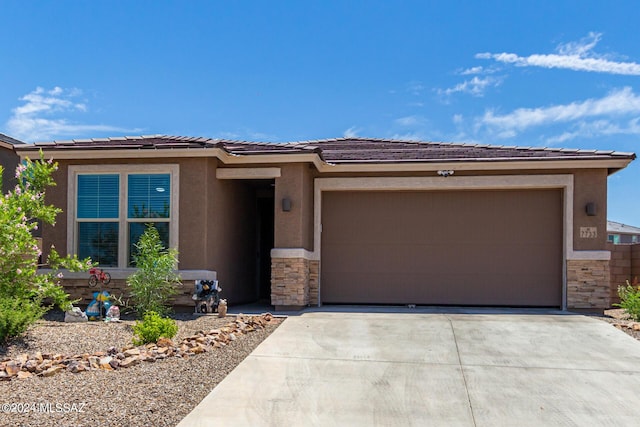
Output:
(607, 220), (640, 235)
(14, 135), (636, 172)
(0, 132), (26, 150)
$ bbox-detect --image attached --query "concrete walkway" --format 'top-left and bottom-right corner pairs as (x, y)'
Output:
(178, 310), (640, 426)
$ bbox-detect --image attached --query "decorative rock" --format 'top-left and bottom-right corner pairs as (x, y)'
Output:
(24, 359), (39, 372)
(633, 323), (640, 331)
(67, 361), (87, 373)
(191, 345), (205, 354)
(157, 337), (173, 347)
(124, 348), (141, 357)
(42, 366), (65, 377)
(119, 357), (139, 368)
(99, 356), (113, 370)
(17, 371), (33, 379)
(88, 356), (100, 370)
(5, 361), (20, 376)
(0, 313), (275, 380)
(64, 306), (88, 322)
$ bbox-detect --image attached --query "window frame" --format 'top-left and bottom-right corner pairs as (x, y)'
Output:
(68, 164), (180, 268)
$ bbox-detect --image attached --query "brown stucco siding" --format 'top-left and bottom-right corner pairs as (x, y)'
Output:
(274, 163), (314, 250)
(572, 169), (607, 251)
(42, 162), (69, 260)
(177, 158), (209, 269)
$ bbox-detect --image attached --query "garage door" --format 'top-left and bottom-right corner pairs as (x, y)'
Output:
(321, 189), (562, 307)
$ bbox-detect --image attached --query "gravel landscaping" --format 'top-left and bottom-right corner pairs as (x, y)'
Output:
(597, 308), (640, 341)
(0, 310), (282, 427)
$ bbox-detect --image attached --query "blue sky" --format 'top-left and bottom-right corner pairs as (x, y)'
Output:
(1, 1), (639, 225)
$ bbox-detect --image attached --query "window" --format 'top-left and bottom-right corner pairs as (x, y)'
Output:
(70, 165), (178, 268)
(77, 175), (120, 266)
(127, 174), (171, 265)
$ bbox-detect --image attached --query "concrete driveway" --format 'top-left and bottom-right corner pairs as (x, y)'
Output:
(178, 309), (640, 426)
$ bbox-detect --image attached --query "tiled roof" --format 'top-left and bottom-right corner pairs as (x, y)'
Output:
(607, 220), (640, 235)
(0, 133), (26, 146)
(17, 135), (636, 163)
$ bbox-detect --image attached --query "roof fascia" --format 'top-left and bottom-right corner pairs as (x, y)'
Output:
(14, 147), (632, 173)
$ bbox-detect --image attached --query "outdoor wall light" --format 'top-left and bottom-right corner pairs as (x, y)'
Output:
(282, 198), (292, 212)
(585, 202), (597, 216)
(437, 170), (455, 177)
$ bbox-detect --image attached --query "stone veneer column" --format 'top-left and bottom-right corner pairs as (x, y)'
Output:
(308, 260), (320, 306)
(271, 257), (310, 310)
(566, 259), (611, 310)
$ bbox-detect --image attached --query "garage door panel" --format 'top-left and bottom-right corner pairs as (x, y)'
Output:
(321, 190), (562, 307)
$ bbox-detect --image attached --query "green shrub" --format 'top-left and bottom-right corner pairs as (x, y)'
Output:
(127, 224), (181, 317)
(0, 153), (92, 342)
(615, 277), (640, 321)
(132, 311), (178, 345)
(0, 297), (44, 342)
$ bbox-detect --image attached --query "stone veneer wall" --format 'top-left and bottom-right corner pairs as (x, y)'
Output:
(60, 278), (196, 307)
(271, 257), (310, 309)
(566, 259), (611, 310)
(309, 261), (319, 306)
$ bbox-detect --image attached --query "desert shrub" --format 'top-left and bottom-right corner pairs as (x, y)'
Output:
(127, 224), (181, 316)
(0, 152), (92, 341)
(132, 311), (178, 345)
(0, 297), (44, 342)
(615, 277), (640, 321)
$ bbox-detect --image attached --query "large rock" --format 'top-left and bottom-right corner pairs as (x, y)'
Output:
(5, 361), (19, 376)
(64, 306), (88, 323)
(42, 366), (65, 377)
(120, 357), (140, 368)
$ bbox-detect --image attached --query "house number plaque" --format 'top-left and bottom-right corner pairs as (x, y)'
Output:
(579, 227), (597, 238)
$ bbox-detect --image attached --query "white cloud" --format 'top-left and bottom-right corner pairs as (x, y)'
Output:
(406, 81), (425, 95)
(477, 32), (640, 75)
(547, 118), (640, 144)
(452, 114), (463, 124)
(395, 115), (426, 127)
(390, 132), (425, 141)
(480, 87), (640, 134)
(460, 66), (485, 75)
(343, 126), (360, 138)
(438, 76), (501, 97)
(6, 86), (138, 142)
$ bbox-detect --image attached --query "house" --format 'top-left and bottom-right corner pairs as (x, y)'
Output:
(608, 220), (640, 244)
(0, 132), (25, 194)
(14, 136), (636, 312)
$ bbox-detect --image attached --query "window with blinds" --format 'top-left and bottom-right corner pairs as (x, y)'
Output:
(75, 172), (173, 268)
(127, 174), (171, 265)
(76, 174), (120, 266)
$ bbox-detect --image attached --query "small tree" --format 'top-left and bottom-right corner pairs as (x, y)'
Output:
(0, 152), (91, 342)
(127, 224), (181, 316)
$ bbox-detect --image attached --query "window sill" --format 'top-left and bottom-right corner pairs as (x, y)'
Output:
(37, 268), (217, 281)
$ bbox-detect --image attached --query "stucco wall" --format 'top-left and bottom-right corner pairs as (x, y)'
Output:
(274, 163), (314, 250)
(572, 169), (608, 251)
(0, 146), (19, 194)
(42, 162), (69, 259)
